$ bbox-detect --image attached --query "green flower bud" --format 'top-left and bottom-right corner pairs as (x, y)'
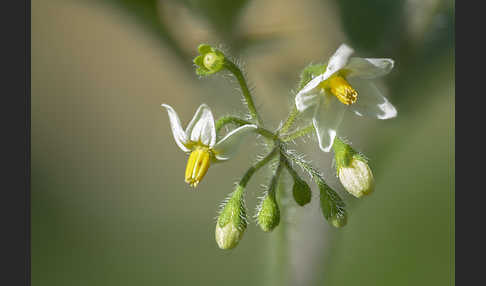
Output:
(292, 177), (311, 206)
(215, 185), (247, 250)
(256, 192), (280, 232)
(319, 181), (347, 228)
(333, 138), (374, 198)
(330, 209), (348, 228)
(194, 44), (225, 76)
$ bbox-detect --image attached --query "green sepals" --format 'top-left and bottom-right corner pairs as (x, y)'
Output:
(217, 185), (247, 229)
(194, 44), (225, 76)
(318, 181), (347, 228)
(292, 177), (312, 206)
(256, 192), (280, 232)
(352, 152), (369, 164)
(297, 63), (327, 90)
(332, 137), (356, 174)
(215, 185), (247, 250)
(193, 55), (204, 67)
(198, 44), (212, 54)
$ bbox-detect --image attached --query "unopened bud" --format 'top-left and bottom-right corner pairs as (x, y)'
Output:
(292, 178), (311, 206)
(256, 192), (280, 232)
(319, 181), (347, 228)
(338, 156), (374, 198)
(194, 44), (225, 76)
(333, 138), (374, 198)
(215, 186), (247, 250)
(330, 209), (348, 228)
(215, 222), (244, 250)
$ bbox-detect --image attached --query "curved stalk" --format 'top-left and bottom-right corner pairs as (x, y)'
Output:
(281, 124), (314, 142)
(239, 147), (279, 188)
(216, 116), (278, 141)
(224, 60), (263, 126)
(278, 106), (300, 135)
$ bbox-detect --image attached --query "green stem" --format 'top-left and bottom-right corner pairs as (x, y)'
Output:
(215, 116), (249, 133)
(239, 147), (279, 188)
(278, 106), (299, 135)
(281, 150), (321, 184)
(281, 124), (314, 142)
(215, 116), (278, 141)
(268, 157), (284, 198)
(224, 59), (263, 126)
(281, 153), (300, 181)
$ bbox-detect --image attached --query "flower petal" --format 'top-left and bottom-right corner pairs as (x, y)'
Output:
(161, 104), (190, 152)
(322, 44), (354, 79)
(185, 104), (207, 135)
(312, 95), (347, 152)
(213, 124), (257, 161)
(295, 44), (354, 112)
(295, 88), (321, 111)
(348, 78), (397, 119)
(187, 104), (216, 146)
(345, 57), (394, 79)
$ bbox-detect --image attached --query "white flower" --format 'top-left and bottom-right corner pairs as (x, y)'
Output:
(295, 44), (397, 152)
(161, 103), (257, 187)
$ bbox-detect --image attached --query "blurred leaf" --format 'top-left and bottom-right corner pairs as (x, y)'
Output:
(332, 0), (406, 53)
(183, 0), (250, 40)
(98, 0), (189, 62)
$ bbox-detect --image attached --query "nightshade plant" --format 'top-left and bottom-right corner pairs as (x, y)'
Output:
(161, 43), (397, 250)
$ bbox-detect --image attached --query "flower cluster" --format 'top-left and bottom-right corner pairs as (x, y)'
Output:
(161, 43), (397, 249)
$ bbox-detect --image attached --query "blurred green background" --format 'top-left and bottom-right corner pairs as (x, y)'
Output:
(31, 0), (454, 285)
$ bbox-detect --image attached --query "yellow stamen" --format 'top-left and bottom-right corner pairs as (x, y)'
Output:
(319, 75), (358, 105)
(185, 146), (211, 187)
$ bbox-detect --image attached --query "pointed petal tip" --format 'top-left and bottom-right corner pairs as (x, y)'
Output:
(318, 140), (334, 153)
(161, 103), (190, 152)
(315, 124), (336, 153)
(377, 105), (398, 120)
(338, 43), (355, 54)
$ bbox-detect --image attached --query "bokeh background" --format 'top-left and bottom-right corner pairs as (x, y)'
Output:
(31, 0), (454, 285)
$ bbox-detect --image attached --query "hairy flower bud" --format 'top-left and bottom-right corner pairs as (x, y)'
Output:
(215, 185), (247, 250)
(292, 177), (312, 206)
(256, 192), (280, 232)
(318, 180), (347, 228)
(330, 209), (348, 228)
(333, 138), (374, 198)
(338, 156), (374, 198)
(194, 44), (225, 76)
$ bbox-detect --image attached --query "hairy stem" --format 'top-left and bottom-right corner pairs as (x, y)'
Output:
(215, 116), (278, 140)
(215, 116), (249, 133)
(281, 124), (314, 142)
(281, 153), (300, 182)
(278, 106), (299, 135)
(224, 59), (263, 126)
(239, 147), (279, 188)
(268, 156), (284, 198)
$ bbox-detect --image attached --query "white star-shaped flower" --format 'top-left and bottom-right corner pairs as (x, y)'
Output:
(295, 44), (397, 152)
(162, 103), (257, 187)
